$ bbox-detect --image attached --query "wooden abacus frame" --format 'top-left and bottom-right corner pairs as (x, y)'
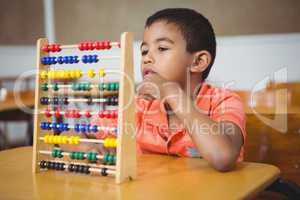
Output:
(32, 32), (136, 184)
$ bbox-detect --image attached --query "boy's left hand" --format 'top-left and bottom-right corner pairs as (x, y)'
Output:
(137, 73), (171, 100)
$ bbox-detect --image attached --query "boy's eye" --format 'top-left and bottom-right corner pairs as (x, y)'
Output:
(158, 47), (169, 51)
(141, 49), (148, 56)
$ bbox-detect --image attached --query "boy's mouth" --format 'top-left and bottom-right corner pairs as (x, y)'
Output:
(142, 68), (156, 78)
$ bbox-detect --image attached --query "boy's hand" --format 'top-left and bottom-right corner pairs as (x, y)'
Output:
(137, 73), (175, 101)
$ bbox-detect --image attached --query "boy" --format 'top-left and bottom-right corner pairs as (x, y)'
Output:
(73, 8), (245, 172)
(135, 8), (246, 172)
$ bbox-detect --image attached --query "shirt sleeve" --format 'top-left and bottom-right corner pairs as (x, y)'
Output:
(210, 91), (247, 161)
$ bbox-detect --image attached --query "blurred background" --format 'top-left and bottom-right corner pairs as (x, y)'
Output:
(0, 0), (299, 191)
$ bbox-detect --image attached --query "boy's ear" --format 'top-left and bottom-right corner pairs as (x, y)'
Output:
(189, 50), (212, 73)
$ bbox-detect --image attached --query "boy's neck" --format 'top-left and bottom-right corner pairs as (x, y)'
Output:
(183, 74), (204, 100)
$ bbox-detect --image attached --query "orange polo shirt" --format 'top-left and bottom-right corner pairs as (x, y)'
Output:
(135, 82), (246, 161)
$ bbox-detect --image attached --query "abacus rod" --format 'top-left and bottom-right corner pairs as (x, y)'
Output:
(39, 137), (105, 144)
(89, 168), (116, 175)
(39, 150), (104, 159)
(60, 42), (120, 49)
(38, 161), (116, 172)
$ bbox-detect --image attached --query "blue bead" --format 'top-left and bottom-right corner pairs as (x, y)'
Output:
(45, 122), (50, 130)
(82, 55), (87, 63)
(51, 57), (57, 64)
(92, 125), (98, 133)
(63, 123), (69, 131)
(40, 122), (45, 129)
(80, 124), (86, 132)
(51, 122), (56, 130)
(41, 57), (46, 65)
(86, 124), (91, 132)
(92, 55), (98, 62)
(69, 56), (74, 64)
(74, 56), (79, 63)
(75, 124), (80, 132)
(57, 56), (64, 64)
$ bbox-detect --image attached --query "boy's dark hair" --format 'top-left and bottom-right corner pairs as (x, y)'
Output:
(145, 8), (216, 80)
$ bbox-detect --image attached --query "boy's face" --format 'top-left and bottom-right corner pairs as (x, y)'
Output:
(140, 21), (194, 86)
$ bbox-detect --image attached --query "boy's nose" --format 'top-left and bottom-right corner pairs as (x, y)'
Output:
(143, 52), (154, 65)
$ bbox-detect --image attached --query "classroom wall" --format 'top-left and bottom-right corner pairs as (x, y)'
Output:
(1, 33), (299, 90)
(1, 0), (300, 44)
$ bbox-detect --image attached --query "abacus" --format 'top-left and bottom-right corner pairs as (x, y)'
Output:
(32, 33), (136, 184)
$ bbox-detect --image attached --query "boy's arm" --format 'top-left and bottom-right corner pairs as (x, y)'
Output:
(138, 74), (243, 172)
(166, 87), (243, 171)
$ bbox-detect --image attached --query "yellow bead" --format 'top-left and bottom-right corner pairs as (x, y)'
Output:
(52, 135), (58, 144)
(74, 136), (80, 144)
(87, 69), (95, 78)
(61, 136), (67, 144)
(69, 70), (74, 78)
(40, 71), (48, 79)
(103, 138), (109, 148)
(64, 71), (69, 79)
(112, 139), (117, 148)
(48, 135), (54, 144)
(99, 68), (105, 77)
(47, 71), (53, 79)
(76, 70), (82, 78)
(44, 135), (49, 144)
(58, 71), (63, 79)
(57, 136), (62, 144)
(68, 136), (74, 144)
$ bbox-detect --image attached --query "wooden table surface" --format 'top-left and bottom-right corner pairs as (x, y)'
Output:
(0, 147), (280, 200)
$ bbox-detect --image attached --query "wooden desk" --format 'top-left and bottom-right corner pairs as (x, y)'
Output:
(0, 147), (280, 200)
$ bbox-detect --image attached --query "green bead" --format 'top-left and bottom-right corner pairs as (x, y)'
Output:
(41, 83), (48, 91)
(52, 149), (57, 158)
(85, 83), (91, 91)
(99, 83), (104, 91)
(77, 83), (82, 91)
(115, 83), (119, 90)
(71, 83), (77, 91)
(57, 149), (63, 158)
(79, 152), (84, 160)
(70, 151), (75, 159)
(103, 153), (109, 162)
(52, 83), (59, 91)
(91, 152), (97, 161)
(87, 152), (96, 161)
(108, 155), (113, 163)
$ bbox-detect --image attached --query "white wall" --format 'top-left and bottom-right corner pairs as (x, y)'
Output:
(0, 33), (300, 90)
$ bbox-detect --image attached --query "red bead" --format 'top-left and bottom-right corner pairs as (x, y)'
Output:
(75, 109), (81, 118)
(83, 42), (89, 50)
(85, 110), (92, 118)
(78, 43), (84, 50)
(117, 42), (121, 48)
(44, 108), (51, 117)
(103, 110), (109, 118)
(98, 110), (104, 118)
(103, 40), (111, 49)
(52, 44), (61, 52)
(55, 108), (61, 118)
(112, 110), (117, 118)
(42, 45), (49, 52)
(87, 42), (94, 50)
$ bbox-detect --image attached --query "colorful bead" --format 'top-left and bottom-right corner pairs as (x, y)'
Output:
(40, 71), (48, 79)
(41, 83), (48, 91)
(85, 110), (92, 118)
(87, 69), (95, 78)
(101, 168), (108, 176)
(99, 68), (105, 77)
(52, 83), (59, 91)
